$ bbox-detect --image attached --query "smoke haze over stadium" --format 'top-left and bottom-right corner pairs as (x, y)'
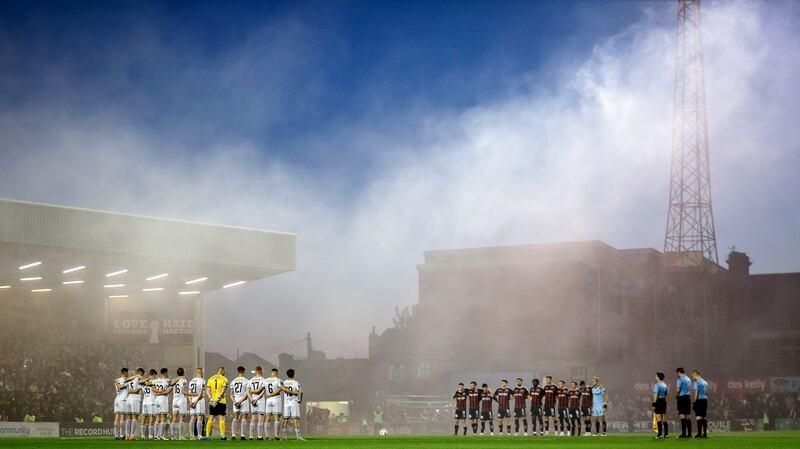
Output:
(0, 0), (798, 362)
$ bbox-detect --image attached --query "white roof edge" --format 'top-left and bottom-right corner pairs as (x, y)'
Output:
(0, 198), (297, 238)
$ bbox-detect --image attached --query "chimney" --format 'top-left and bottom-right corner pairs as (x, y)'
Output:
(726, 251), (751, 276)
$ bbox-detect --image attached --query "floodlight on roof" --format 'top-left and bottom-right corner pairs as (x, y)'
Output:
(223, 281), (246, 289)
(62, 265), (86, 274)
(21, 277), (42, 281)
(146, 273), (168, 281)
(108, 295), (129, 299)
(31, 288), (51, 293)
(63, 280), (85, 285)
(142, 287), (164, 292)
(185, 277), (207, 285)
(104, 284), (125, 288)
(179, 291), (200, 295)
(19, 261), (42, 270)
(105, 269), (128, 277)
(0, 286), (10, 289)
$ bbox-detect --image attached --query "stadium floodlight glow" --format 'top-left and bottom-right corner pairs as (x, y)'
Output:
(223, 281), (245, 289)
(146, 273), (168, 281)
(105, 269), (128, 278)
(108, 295), (129, 299)
(185, 277), (207, 285)
(31, 288), (51, 293)
(142, 287), (164, 292)
(62, 265), (86, 274)
(20, 277), (42, 281)
(104, 284), (125, 288)
(178, 291), (200, 295)
(0, 286), (10, 289)
(62, 280), (84, 285)
(19, 261), (42, 270)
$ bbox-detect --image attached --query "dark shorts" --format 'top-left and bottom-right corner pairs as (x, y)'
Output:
(677, 395), (691, 415)
(581, 406), (591, 417)
(569, 408), (581, 420)
(514, 408), (526, 418)
(530, 405), (542, 416)
(454, 410), (466, 420)
(693, 399), (708, 417)
(480, 411), (493, 421)
(543, 405), (556, 417)
(557, 408), (569, 419)
(497, 408), (511, 419)
(210, 402), (227, 416)
(468, 409), (479, 420)
(654, 398), (667, 415)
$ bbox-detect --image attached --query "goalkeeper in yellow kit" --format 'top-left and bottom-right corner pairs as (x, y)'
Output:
(205, 367), (229, 440)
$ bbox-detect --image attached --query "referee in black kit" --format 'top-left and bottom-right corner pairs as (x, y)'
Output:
(675, 367), (693, 437)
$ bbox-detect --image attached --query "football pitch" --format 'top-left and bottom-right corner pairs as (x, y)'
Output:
(2, 432), (800, 449)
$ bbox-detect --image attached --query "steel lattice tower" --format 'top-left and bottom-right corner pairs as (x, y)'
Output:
(664, 0), (718, 264)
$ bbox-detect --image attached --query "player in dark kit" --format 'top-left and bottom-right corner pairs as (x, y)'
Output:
(512, 378), (529, 435)
(542, 375), (558, 435)
(479, 383), (494, 435)
(493, 379), (513, 435)
(556, 380), (570, 436)
(567, 382), (582, 436)
(452, 383), (467, 436)
(579, 380), (593, 435)
(529, 379), (544, 436)
(467, 381), (481, 434)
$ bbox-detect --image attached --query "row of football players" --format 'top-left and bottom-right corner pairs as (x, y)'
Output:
(113, 365), (304, 441)
(452, 376), (609, 437)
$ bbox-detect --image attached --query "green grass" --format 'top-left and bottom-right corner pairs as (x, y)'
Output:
(2, 433), (800, 448)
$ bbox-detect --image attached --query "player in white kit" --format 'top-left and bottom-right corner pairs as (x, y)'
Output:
(247, 366), (267, 440)
(171, 367), (189, 440)
(125, 368), (145, 440)
(187, 368), (207, 440)
(265, 368), (284, 440)
(281, 369), (305, 441)
(229, 366), (251, 440)
(140, 369), (157, 439)
(113, 368), (129, 440)
(154, 368), (172, 440)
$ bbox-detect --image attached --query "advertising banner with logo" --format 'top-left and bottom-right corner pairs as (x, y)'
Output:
(632, 377), (769, 395)
(0, 422), (59, 438)
(769, 376), (800, 393)
(107, 297), (195, 345)
(60, 423), (115, 437)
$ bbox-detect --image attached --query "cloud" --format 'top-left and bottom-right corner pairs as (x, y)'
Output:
(0, 0), (797, 360)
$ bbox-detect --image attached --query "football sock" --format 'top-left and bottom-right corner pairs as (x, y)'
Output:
(196, 419), (203, 438)
(274, 421), (281, 437)
(703, 418), (708, 435)
(251, 421), (256, 438)
(664, 421), (669, 436)
(531, 417), (536, 432)
(140, 422), (146, 438)
(489, 422), (494, 432)
(657, 421), (663, 437)
(586, 420), (591, 432)
(544, 421), (549, 431)
(284, 427), (289, 439)
(453, 425), (458, 435)
(206, 419), (214, 438)
(558, 417), (564, 431)
(242, 418), (248, 437)
(523, 419), (528, 432)
(480, 422), (485, 433)
(602, 421), (607, 434)
(472, 423), (478, 433)
(115, 420), (120, 438)
(131, 418), (137, 437)
(463, 426), (467, 435)
(231, 418), (237, 437)
(514, 419), (520, 432)
(219, 420), (225, 437)
(506, 425), (511, 433)
(149, 424), (155, 439)
(596, 421), (600, 434)
(294, 427), (301, 440)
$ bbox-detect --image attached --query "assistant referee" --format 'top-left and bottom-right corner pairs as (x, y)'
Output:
(652, 372), (668, 439)
(675, 367), (692, 438)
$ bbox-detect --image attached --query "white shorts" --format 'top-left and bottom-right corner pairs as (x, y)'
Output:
(266, 397), (282, 415)
(283, 403), (300, 419)
(141, 401), (152, 416)
(126, 395), (142, 414)
(251, 398), (266, 415)
(155, 397), (170, 415)
(172, 398), (188, 415)
(114, 397), (127, 414)
(190, 399), (206, 416)
(233, 398), (251, 415)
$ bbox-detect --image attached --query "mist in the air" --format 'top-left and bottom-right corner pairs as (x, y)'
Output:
(0, 0), (798, 363)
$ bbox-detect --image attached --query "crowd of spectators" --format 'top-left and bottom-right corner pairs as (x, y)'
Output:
(0, 315), (146, 422)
